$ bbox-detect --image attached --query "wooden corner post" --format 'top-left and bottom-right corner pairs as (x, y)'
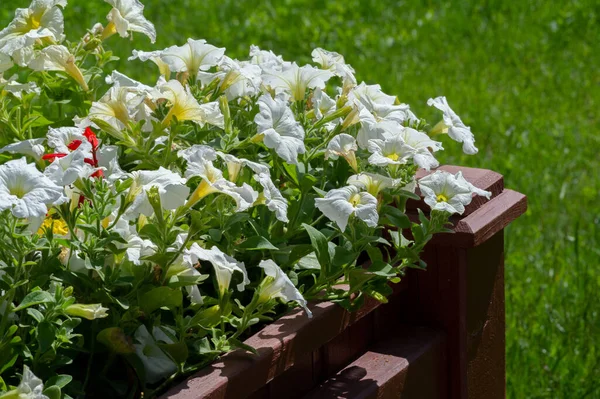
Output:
(405, 166), (527, 399)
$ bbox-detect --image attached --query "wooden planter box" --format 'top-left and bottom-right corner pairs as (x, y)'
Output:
(161, 166), (527, 399)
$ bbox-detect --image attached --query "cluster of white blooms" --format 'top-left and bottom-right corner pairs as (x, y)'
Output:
(0, 0), (492, 390)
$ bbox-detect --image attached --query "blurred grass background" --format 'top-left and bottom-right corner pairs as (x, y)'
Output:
(2, 0), (599, 396)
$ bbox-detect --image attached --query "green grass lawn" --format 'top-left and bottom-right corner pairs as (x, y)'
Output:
(2, 0), (599, 397)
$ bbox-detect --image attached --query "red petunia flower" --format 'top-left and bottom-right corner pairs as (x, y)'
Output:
(83, 127), (99, 151)
(42, 153), (67, 162)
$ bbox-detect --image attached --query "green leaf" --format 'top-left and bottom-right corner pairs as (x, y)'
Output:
(138, 223), (163, 244)
(302, 223), (330, 274)
(27, 114), (54, 128)
(140, 287), (183, 314)
(300, 174), (317, 192)
(158, 342), (189, 364)
(282, 162), (299, 185)
(381, 205), (411, 228)
(297, 252), (321, 270)
(27, 308), (44, 323)
(332, 246), (356, 268)
(238, 236), (278, 250)
(42, 385), (61, 399)
(366, 246), (383, 264)
(14, 290), (54, 311)
(208, 229), (222, 242)
(367, 261), (396, 277)
(397, 189), (421, 200)
(37, 321), (56, 353)
(97, 327), (135, 354)
(348, 269), (374, 293)
(229, 338), (258, 355)
(45, 375), (73, 389)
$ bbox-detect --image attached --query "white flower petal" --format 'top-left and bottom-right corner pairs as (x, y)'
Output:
(104, 0), (156, 42)
(325, 133), (357, 160)
(311, 47), (356, 86)
(0, 75), (40, 99)
(367, 134), (413, 167)
(125, 167), (189, 219)
(159, 79), (224, 128)
(184, 244), (249, 293)
(255, 94), (305, 164)
(0, 158), (66, 218)
(418, 170), (491, 215)
(254, 173), (288, 223)
(161, 38), (225, 76)
(427, 96), (478, 155)
(259, 259), (311, 317)
(0, 138), (46, 160)
(262, 63), (334, 102)
(0, 0), (66, 57)
(16, 365), (48, 399)
(47, 126), (92, 155)
(43, 149), (92, 186)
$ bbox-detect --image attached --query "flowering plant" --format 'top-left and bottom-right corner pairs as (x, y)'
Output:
(0, 1), (490, 398)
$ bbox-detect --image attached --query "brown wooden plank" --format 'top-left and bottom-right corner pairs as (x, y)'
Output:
(465, 232), (505, 398)
(302, 327), (446, 399)
(161, 285), (408, 399)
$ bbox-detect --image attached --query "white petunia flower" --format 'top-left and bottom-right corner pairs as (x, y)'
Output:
(255, 94), (305, 164)
(160, 38), (225, 78)
(0, 75), (41, 99)
(184, 243), (250, 295)
(80, 85), (150, 137)
(216, 151), (269, 182)
(0, 138), (45, 160)
(58, 246), (86, 273)
(0, 52), (13, 72)
(254, 173), (289, 223)
(165, 234), (207, 305)
(47, 126), (92, 155)
(325, 134), (358, 171)
(158, 79), (224, 128)
(180, 146), (258, 211)
(349, 82), (395, 107)
(43, 149), (93, 186)
(394, 127), (443, 171)
(312, 87), (337, 123)
(311, 47), (356, 87)
(0, 158), (66, 218)
(0, 0), (66, 60)
(197, 56), (262, 100)
(262, 63), (334, 102)
(96, 145), (127, 182)
(11, 365), (49, 399)
(134, 325), (177, 384)
(249, 45), (289, 72)
(128, 49), (170, 77)
(28, 45), (88, 91)
(315, 185), (379, 232)
(105, 70), (154, 94)
(427, 96), (478, 155)
(102, 0), (156, 43)
(347, 172), (404, 196)
(355, 107), (400, 149)
(418, 170), (491, 215)
(113, 218), (157, 265)
(125, 167), (190, 219)
(258, 259), (311, 317)
(367, 133), (413, 167)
